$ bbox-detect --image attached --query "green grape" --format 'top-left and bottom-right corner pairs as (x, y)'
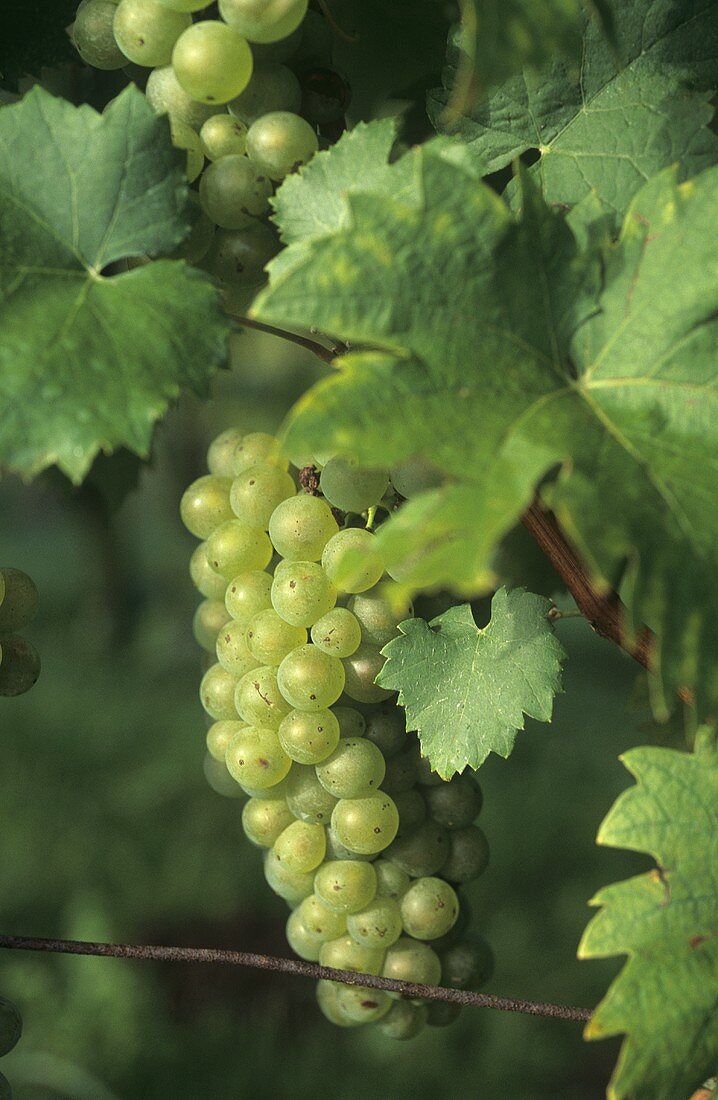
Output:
(316, 739), (385, 799)
(180, 475), (233, 538)
(0, 568), (38, 632)
(382, 937), (441, 987)
(431, 897), (472, 952)
(347, 585), (413, 648)
(156, 0), (210, 11)
(235, 665), (291, 727)
(268, 494), (338, 561)
(389, 458), (443, 499)
(440, 936), (494, 990)
(113, 0), (191, 66)
(277, 644), (345, 711)
(271, 561), (336, 628)
(319, 457), (389, 514)
(225, 724), (291, 788)
(314, 861), (376, 914)
(73, 0), (128, 68)
(264, 847), (314, 904)
(297, 893), (347, 940)
(331, 705), (366, 739)
(385, 822), (449, 877)
(392, 788), (426, 832)
(206, 719), (245, 761)
(193, 598), (230, 652)
(289, 9), (332, 68)
(205, 519), (272, 579)
(364, 707), (408, 759)
(207, 427), (243, 477)
(274, 819), (325, 872)
(230, 463), (295, 529)
(427, 1002), (462, 1027)
(315, 980), (358, 1027)
(334, 984), (390, 1024)
(172, 20), (254, 104)
(145, 64), (218, 129)
(228, 62), (301, 124)
(238, 774), (290, 799)
(204, 222), (280, 285)
(250, 23), (301, 61)
(0, 997), (22, 1057)
(169, 117), (204, 180)
(342, 643), (391, 704)
(382, 751), (418, 795)
(425, 775), (483, 829)
(233, 432), (287, 474)
(285, 764), (337, 823)
(441, 826), (490, 884)
(286, 907), (322, 960)
(321, 529), (384, 594)
(310, 607), (361, 658)
(199, 154), (271, 228)
(242, 795), (294, 846)
(413, 749), (444, 787)
(346, 895), (402, 949)
(318, 933), (384, 974)
(246, 608), (306, 665)
(0, 636), (41, 697)
(246, 110), (318, 180)
(203, 751), (244, 797)
(373, 859), (410, 900)
(200, 114), (248, 160)
(174, 191), (215, 263)
(225, 569), (273, 623)
(216, 618), (259, 677)
(400, 877), (459, 941)
(278, 707), (339, 764)
(199, 662), (239, 720)
(325, 824), (374, 863)
(331, 794), (399, 856)
(377, 999), (428, 1040)
(218, 0), (308, 44)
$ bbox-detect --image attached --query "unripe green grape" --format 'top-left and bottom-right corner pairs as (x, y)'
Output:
(325, 824), (374, 863)
(285, 764), (337, 823)
(245, 608), (306, 665)
(319, 456), (389, 514)
(413, 749), (444, 787)
(321, 528), (384, 594)
(373, 859), (410, 901)
(199, 662), (239, 720)
(228, 61), (301, 124)
(364, 706), (408, 759)
(382, 937), (441, 987)
(297, 894), (347, 940)
(226, 724), (291, 788)
(233, 432), (287, 474)
(274, 819), (325, 872)
(180, 475), (233, 538)
(264, 847), (314, 904)
(278, 707), (339, 764)
(314, 860), (376, 914)
(246, 110), (318, 180)
(268, 494), (339, 561)
(172, 21), (254, 104)
(331, 705), (366, 739)
(316, 979), (358, 1027)
(310, 607), (361, 658)
(199, 155), (272, 229)
(73, 0), (128, 68)
(286, 908), (322, 960)
(316, 739), (385, 799)
(170, 117), (204, 180)
(156, 0), (211, 11)
(278, 644), (345, 711)
(331, 794), (399, 856)
(190, 545), (227, 599)
(205, 519), (272, 579)
(389, 457), (443, 499)
(113, 0), (191, 66)
(342, 643), (391, 704)
(193, 598), (231, 652)
(392, 789), (426, 833)
(335, 984), (391, 1024)
(145, 64), (218, 129)
(440, 935), (494, 990)
(319, 934), (384, 975)
(225, 569), (273, 623)
(203, 752), (244, 797)
(427, 1002), (461, 1027)
(230, 463), (295, 529)
(400, 877), (459, 941)
(242, 795), (294, 846)
(441, 826), (490, 884)
(271, 561), (336, 628)
(385, 822), (449, 878)
(202, 219), (279, 286)
(382, 751), (418, 795)
(235, 665), (291, 727)
(219, 0), (308, 43)
(207, 427), (244, 477)
(216, 618), (259, 677)
(0, 997), (22, 1057)
(377, 999), (428, 1040)
(200, 113), (248, 160)
(346, 895), (402, 949)
(425, 775), (483, 829)
(347, 585), (413, 648)
(0, 568), (38, 632)
(206, 718), (245, 761)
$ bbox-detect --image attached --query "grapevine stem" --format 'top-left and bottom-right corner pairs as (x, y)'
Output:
(0, 934), (591, 1024)
(230, 317), (347, 365)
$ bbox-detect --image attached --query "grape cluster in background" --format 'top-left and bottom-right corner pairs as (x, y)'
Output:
(0, 567), (40, 698)
(181, 431), (493, 1036)
(70, 0), (348, 308)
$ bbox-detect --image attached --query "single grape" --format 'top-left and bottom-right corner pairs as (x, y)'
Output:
(230, 463), (295, 529)
(228, 62), (301, 124)
(156, 0), (211, 11)
(314, 861), (376, 914)
(319, 457), (389, 514)
(233, 432), (287, 474)
(316, 979), (358, 1028)
(226, 724), (291, 789)
(277, 644), (345, 711)
(278, 708), (339, 764)
(331, 794), (399, 856)
(203, 752), (244, 797)
(285, 764), (337, 824)
(73, 0), (128, 68)
(145, 64), (218, 128)
(199, 662), (239, 720)
(298, 65), (350, 126)
(245, 608), (306, 666)
(193, 598), (231, 652)
(377, 999), (428, 1040)
(172, 20), (254, 104)
(440, 936), (494, 990)
(427, 1002), (462, 1027)
(180, 475), (233, 538)
(331, 705), (366, 739)
(200, 114), (248, 160)
(216, 618), (259, 677)
(373, 859), (410, 900)
(334, 984), (391, 1024)
(274, 819), (325, 872)
(382, 937), (441, 987)
(325, 823), (374, 863)
(246, 110), (318, 180)
(189, 543), (227, 599)
(225, 569), (273, 623)
(199, 154), (272, 228)
(392, 789), (426, 832)
(206, 719), (245, 761)
(399, 877), (459, 941)
(271, 561), (336, 628)
(0, 568), (38, 633)
(321, 528), (384, 594)
(425, 775), (483, 829)
(297, 893), (347, 941)
(218, 0), (308, 44)
(242, 795), (294, 846)
(346, 895), (402, 949)
(0, 636), (40, 697)
(413, 749), (444, 787)
(319, 934), (384, 974)
(315, 739), (385, 799)
(441, 826), (490, 884)
(207, 427), (244, 476)
(113, 0), (191, 66)
(382, 751), (418, 796)
(385, 822), (449, 878)
(0, 997), (22, 1057)
(268, 494), (338, 561)
(205, 519), (272, 579)
(264, 847), (314, 904)
(347, 585), (413, 649)
(310, 607), (361, 658)
(364, 706), (408, 759)
(389, 458), (443, 499)
(342, 643), (391, 704)
(169, 117), (204, 180)
(235, 665), (292, 727)
(286, 908), (323, 960)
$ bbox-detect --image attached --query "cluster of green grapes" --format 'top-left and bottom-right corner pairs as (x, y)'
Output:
(0, 568), (40, 697)
(0, 997), (22, 1098)
(71, 0), (344, 305)
(181, 429), (493, 1037)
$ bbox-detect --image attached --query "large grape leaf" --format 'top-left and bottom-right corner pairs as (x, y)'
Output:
(578, 737), (718, 1100)
(429, 0), (718, 220)
(0, 86), (227, 483)
(376, 588), (566, 778)
(256, 149), (718, 717)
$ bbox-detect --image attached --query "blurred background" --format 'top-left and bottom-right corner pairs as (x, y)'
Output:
(0, 332), (661, 1099)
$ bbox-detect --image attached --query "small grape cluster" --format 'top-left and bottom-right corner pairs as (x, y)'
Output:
(0, 997), (22, 1099)
(181, 429), (493, 1037)
(0, 568), (40, 698)
(71, 0), (344, 304)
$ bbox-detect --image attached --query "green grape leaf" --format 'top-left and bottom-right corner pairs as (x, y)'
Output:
(578, 738), (718, 1100)
(0, 86), (227, 484)
(430, 0), (718, 220)
(376, 588), (566, 778)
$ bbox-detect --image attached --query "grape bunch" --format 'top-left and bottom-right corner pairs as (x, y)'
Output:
(70, 0), (345, 306)
(0, 568), (40, 698)
(0, 997), (22, 1099)
(181, 429), (493, 1037)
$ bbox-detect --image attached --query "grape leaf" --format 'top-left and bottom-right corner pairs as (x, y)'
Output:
(578, 737), (718, 1100)
(429, 0), (718, 219)
(0, 85), (227, 483)
(376, 588), (566, 778)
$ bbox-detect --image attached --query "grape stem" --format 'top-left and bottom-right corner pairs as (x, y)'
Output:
(0, 933), (591, 1024)
(231, 317), (347, 364)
